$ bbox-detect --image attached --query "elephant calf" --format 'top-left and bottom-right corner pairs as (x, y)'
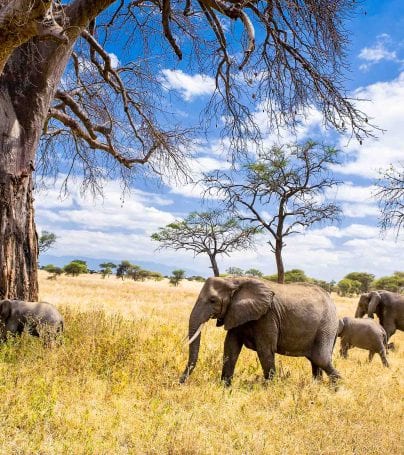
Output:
(0, 299), (63, 343)
(338, 317), (389, 367)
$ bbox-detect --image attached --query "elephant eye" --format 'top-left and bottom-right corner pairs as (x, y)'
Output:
(210, 297), (217, 303)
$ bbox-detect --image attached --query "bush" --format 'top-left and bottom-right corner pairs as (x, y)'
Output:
(63, 261), (88, 276)
(373, 272), (404, 292)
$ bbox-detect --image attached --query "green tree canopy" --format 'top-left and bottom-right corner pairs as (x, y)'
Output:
(373, 272), (404, 293)
(245, 268), (264, 277)
(38, 231), (57, 253)
(205, 142), (342, 283)
(344, 272), (375, 293)
(64, 260), (88, 277)
(169, 270), (186, 287)
(152, 210), (258, 277)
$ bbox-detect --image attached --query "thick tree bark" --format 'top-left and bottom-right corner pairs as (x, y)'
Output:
(0, 40), (74, 299)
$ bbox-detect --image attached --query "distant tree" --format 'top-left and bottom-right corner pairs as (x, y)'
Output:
(152, 211), (257, 277)
(206, 142), (341, 283)
(373, 272), (404, 293)
(226, 267), (244, 276)
(344, 272), (375, 293)
(64, 260), (88, 277)
(99, 262), (116, 278)
(38, 231), (57, 253)
(116, 261), (133, 280)
(337, 278), (361, 297)
(374, 164), (404, 235)
(42, 264), (63, 280)
(284, 269), (310, 283)
(245, 268), (264, 278)
(147, 271), (164, 282)
(169, 270), (186, 287)
(187, 276), (206, 282)
(264, 269), (310, 283)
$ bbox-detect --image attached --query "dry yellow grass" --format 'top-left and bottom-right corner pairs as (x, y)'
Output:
(0, 271), (402, 454)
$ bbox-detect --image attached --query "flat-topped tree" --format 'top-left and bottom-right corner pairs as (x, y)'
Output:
(0, 1), (372, 299)
(151, 210), (258, 276)
(205, 142), (342, 283)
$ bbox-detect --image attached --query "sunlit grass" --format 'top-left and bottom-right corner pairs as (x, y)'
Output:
(0, 271), (402, 454)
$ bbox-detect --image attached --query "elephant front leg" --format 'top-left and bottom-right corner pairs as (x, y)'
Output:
(256, 346), (276, 381)
(221, 331), (243, 386)
(340, 340), (349, 358)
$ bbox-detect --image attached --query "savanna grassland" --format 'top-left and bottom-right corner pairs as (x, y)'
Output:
(0, 272), (403, 454)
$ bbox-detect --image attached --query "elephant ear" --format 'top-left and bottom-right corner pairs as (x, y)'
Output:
(368, 291), (381, 318)
(0, 300), (11, 322)
(224, 279), (274, 330)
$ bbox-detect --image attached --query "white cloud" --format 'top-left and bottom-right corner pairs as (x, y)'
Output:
(168, 155), (231, 199)
(108, 53), (120, 69)
(213, 224), (402, 281)
(160, 69), (215, 101)
(358, 34), (401, 71)
(35, 177), (176, 236)
(337, 72), (404, 178)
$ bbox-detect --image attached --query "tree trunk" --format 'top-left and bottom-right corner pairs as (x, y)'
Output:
(0, 42), (74, 300)
(275, 239), (284, 284)
(209, 254), (220, 277)
(0, 172), (38, 300)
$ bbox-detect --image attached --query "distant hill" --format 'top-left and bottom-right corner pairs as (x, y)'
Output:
(39, 254), (204, 278)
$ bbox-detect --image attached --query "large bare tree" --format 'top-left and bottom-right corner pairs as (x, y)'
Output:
(205, 142), (342, 283)
(0, 0), (371, 300)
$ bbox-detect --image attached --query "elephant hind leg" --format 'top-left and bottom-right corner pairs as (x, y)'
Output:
(310, 346), (341, 381)
(307, 358), (323, 380)
(379, 349), (389, 367)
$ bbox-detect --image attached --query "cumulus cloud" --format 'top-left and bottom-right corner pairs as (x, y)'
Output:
(336, 72), (404, 178)
(358, 34), (401, 71)
(214, 224), (402, 281)
(160, 69), (215, 101)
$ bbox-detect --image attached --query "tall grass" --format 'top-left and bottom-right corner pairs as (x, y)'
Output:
(0, 272), (402, 454)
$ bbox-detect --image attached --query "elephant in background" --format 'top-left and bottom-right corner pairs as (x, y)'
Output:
(180, 277), (341, 386)
(0, 299), (64, 343)
(338, 317), (389, 367)
(355, 291), (404, 344)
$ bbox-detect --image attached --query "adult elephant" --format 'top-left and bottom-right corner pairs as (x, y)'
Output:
(0, 299), (64, 342)
(180, 277), (341, 385)
(355, 291), (404, 343)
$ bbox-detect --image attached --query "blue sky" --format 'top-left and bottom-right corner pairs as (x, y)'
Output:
(38, 1), (403, 281)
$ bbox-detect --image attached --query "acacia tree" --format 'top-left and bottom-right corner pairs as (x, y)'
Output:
(374, 164), (404, 235)
(205, 142), (342, 283)
(38, 230), (57, 253)
(151, 210), (257, 276)
(0, 1), (371, 300)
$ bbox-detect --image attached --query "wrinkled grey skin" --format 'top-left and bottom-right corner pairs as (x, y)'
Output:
(355, 291), (404, 345)
(0, 299), (63, 342)
(180, 277), (341, 385)
(338, 317), (389, 367)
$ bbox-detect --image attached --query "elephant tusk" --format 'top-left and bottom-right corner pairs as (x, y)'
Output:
(187, 324), (203, 344)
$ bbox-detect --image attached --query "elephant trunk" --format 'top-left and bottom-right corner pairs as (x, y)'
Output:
(179, 300), (211, 384)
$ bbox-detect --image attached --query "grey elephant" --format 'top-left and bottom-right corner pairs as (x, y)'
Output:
(0, 299), (63, 342)
(355, 291), (404, 345)
(338, 317), (389, 367)
(180, 277), (341, 385)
